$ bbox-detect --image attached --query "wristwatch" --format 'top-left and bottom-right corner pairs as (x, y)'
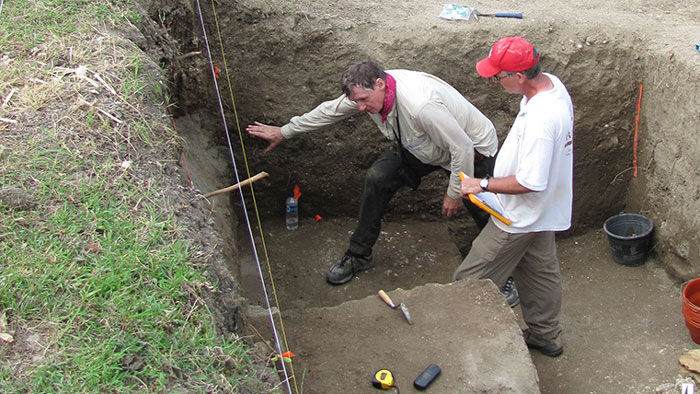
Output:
(480, 177), (490, 192)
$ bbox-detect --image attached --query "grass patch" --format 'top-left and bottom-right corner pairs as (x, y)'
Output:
(1, 176), (254, 392)
(0, 1), (276, 392)
(0, 0), (122, 51)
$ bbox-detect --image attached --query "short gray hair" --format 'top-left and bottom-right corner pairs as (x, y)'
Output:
(522, 49), (541, 80)
(341, 60), (386, 96)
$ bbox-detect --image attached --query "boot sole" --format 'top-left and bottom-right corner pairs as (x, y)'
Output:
(325, 264), (373, 285)
(526, 342), (563, 357)
(522, 329), (563, 357)
(326, 273), (353, 285)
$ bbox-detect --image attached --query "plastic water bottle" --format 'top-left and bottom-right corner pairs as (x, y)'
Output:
(285, 194), (298, 230)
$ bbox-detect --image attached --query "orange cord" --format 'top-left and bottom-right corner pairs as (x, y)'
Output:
(633, 82), (643, 177)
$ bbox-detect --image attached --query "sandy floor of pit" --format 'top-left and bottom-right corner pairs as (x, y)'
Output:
(238, 214), (693, 392)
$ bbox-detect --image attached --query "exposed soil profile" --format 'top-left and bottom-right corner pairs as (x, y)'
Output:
(133, 0), (699, 391)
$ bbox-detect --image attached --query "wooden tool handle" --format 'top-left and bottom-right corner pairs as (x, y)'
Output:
(204, 171), (269, 198)
(378, 290), (396, 308)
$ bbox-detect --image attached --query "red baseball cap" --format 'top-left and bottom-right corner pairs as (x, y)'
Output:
(476, 36), (540, 78)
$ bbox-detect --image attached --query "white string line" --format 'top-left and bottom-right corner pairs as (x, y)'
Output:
(193, 1), (292, 393)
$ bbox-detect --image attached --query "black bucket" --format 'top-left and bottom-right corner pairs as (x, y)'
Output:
(603, 213), (654, 266)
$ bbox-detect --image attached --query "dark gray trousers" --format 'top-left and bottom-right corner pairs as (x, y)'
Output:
(347, 146), (494, 257)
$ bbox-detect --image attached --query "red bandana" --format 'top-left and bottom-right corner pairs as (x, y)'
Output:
(380, 73), (396, 123)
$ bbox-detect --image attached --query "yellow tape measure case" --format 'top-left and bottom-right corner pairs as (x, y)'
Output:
(372, 369), (394, 389)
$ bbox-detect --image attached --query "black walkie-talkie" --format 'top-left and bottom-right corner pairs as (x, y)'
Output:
(413, 363), (441, 390)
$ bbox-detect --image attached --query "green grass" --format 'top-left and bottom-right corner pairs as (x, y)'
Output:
(0, 143), (263, 392)
(0, 1), (274, 392)
(0, 0), (128, 51)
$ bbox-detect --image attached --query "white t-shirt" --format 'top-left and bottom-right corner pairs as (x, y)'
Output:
(494, 73), (574, 233)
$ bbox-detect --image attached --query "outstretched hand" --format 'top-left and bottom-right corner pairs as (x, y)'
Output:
(246, 121), (284, 153)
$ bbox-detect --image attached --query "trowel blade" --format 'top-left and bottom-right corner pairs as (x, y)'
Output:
(399, 303), (413, 325)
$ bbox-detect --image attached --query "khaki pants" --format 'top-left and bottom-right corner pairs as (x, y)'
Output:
(453, 220), (562, 341)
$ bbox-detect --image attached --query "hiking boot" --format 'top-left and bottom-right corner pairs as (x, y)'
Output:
(501, 276), (520, 308)
(522, 329), (563, 357)
(326, 253), (373, 285)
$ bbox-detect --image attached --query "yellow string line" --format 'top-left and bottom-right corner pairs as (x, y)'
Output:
(208, 2), (300, 393)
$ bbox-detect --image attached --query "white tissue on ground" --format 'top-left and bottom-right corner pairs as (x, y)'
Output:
(439, 4), (474, 21)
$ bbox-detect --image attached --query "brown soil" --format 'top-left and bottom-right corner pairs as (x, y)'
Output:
(146, 0), (699, 391)
(237, 214), (694, 392)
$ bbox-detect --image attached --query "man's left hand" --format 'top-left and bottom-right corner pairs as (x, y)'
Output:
(442, 194), (462, 217)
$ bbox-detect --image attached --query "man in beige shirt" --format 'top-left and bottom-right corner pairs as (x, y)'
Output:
(248, 60), (501, 288)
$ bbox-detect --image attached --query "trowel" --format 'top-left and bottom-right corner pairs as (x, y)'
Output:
(378, 290), (413, 325)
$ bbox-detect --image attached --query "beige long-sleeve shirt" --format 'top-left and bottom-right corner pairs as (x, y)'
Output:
(281, 69), (498, 199)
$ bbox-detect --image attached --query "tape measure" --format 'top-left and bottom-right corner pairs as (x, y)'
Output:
(372, 369), (395, 390)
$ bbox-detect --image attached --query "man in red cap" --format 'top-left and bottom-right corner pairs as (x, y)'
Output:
(453, 37), (574, 357)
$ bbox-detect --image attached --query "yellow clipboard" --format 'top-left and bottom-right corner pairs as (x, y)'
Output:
(467, 194), (511, 226)
(458, 172), (511, 226)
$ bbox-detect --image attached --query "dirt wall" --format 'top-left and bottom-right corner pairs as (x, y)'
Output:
(630, 53), (700, 279)
(138, 0), (700, 275)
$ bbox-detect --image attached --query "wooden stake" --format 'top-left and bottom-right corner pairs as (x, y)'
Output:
(204, 171), (269, 198)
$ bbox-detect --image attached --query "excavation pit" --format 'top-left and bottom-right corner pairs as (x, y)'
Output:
(155, 0), (699, 391)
